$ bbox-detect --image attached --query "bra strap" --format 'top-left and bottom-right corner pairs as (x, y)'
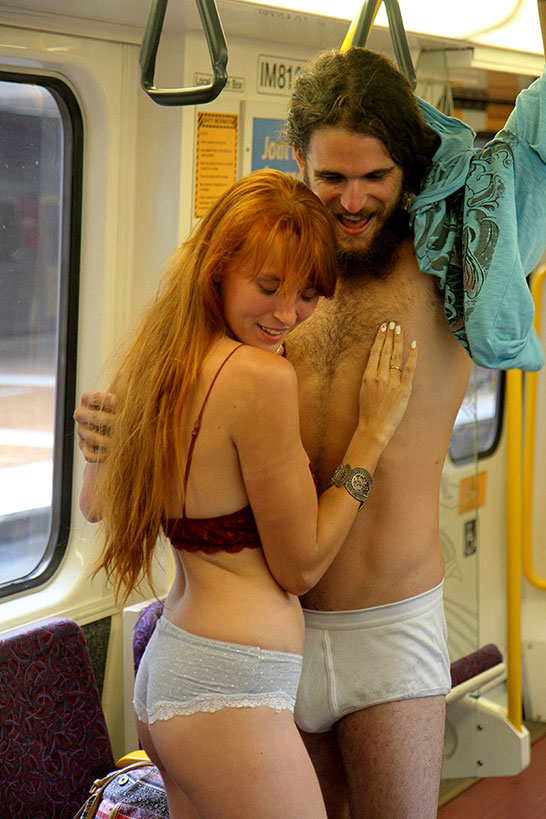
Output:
(182, 344), (244, 514)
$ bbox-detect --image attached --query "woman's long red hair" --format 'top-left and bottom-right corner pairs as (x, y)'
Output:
(93, 169), (338, 605)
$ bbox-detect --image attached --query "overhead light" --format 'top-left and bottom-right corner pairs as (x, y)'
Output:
(377, 0), (543, 54)
(471, 45), (543, 75)
(242, 0), (544, 56)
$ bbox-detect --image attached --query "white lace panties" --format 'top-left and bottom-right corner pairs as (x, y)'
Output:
(133, 616), (303, 723)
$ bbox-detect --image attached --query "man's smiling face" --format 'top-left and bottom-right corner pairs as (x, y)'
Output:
(296, 126), (404, 255)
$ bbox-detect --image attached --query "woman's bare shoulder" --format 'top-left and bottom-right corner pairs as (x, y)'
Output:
(218, 345), (298, 422)
(228, 345), (296, 389)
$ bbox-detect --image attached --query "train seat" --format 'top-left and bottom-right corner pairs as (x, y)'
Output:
(0, 617), (115, 818)
(448, 643), (504, 698)
(444, 643), (530, 778)
(133, 597), (165, 677)
(115, 597), (165, 766)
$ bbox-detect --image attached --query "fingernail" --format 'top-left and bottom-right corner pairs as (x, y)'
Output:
(411, 340), (417, 348)
(388, 321), (395, 330)
(396, 325), (401, 335)
(380, 322), (387, 331)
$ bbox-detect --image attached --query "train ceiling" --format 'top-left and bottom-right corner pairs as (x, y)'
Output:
(2, 0), (543, 74)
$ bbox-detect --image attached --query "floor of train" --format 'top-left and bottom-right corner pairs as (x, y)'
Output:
(438, 720), (546, 816)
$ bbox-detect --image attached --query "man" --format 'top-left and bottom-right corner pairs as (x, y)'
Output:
(282, 23), (546, 814)
(283, 48), (469, 819)
(76, 8), (546, 816)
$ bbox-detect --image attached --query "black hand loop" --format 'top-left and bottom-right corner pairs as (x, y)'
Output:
(140, 0), (228, 106)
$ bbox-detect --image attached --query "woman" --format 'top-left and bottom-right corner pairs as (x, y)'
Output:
(80, 169), (417, 818)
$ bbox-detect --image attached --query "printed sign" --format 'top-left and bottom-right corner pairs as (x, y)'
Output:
(251, 117), (300, 174)
(257, 55), (306, 96)
(194, 73), (245, 93)
(194, 111), (238, 219)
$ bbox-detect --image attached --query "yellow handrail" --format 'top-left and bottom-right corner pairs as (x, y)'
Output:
(341, 0), (383, 51)
(523, 267), (546, 589)
(341, 0), (416, 86)
(505, 265), (545, 731)
(506, 368), (523, 731)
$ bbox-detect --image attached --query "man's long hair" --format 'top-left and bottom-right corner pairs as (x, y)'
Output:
(93, 169), (338, 605)
(286, 48), (440, 195)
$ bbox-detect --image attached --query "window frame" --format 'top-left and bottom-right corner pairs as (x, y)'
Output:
(449, 367), (505, 466)
(0, 71), (83, 598)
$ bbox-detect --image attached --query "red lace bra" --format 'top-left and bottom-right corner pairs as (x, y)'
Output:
(166, 345), (262, 554)
(166, 506), (261, 554)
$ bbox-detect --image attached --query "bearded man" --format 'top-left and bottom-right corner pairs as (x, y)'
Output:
(283, 37), (546, 818)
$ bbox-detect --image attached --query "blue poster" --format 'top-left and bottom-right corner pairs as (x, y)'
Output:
(251, 117), (300, 174)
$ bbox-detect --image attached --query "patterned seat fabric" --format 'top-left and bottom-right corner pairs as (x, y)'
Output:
(0, 617), (114, 818)
(450, 643), (503, 687)
(133, 599), (165, 677)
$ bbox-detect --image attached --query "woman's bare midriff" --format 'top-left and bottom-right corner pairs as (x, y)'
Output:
(164, 547), (306, 655)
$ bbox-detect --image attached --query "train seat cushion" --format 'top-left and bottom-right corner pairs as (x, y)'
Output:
(450, 643), (503, 687)
(0, 616), (115, 818)
(133, 599), (165, 676)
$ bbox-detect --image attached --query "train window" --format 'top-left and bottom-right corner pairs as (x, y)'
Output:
(449, 366), (504, 463)
(0, 73), (82, 597)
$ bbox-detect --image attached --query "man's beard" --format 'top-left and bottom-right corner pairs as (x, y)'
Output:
(335, 201), (411, 282)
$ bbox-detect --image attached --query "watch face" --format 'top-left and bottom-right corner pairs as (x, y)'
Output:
(348, 468), (372, 501)
(350, 471), (371, 495)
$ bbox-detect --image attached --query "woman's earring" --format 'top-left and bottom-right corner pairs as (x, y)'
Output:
(213, 279), (221, 293)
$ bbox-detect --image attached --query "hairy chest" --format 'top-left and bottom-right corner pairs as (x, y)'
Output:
(286, 272), (448, 487)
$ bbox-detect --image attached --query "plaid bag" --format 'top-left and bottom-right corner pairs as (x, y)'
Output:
(72, 762), (169, 819)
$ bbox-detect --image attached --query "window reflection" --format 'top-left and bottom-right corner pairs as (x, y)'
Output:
(449, 366), (504, 463)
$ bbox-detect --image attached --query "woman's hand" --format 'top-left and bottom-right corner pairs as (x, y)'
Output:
(358, 321), (418, 448)
(73, 391), (116, 462)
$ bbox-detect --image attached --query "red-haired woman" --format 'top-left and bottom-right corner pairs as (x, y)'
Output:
(79, 169), (417, 818)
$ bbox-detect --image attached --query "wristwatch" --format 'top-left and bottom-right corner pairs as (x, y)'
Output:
(329, 463), (373, 510)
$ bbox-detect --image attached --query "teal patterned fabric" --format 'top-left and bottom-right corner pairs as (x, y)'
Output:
(411, 68), (546, 372)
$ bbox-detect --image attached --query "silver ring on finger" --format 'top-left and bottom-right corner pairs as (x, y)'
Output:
(389, 365), (402, 371)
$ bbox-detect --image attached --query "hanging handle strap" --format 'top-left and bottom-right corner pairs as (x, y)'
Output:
(346, 0), (416, 89)
(140, 0), (228, 106)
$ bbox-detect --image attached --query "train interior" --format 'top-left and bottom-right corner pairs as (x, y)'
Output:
(1, 0), (546, 814)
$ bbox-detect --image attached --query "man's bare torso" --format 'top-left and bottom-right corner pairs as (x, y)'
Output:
(286, 238), (472, 610)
